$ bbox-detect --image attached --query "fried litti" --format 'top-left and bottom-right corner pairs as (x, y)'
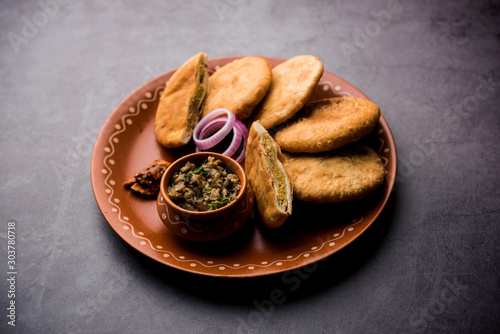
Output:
(274, 96), (380, 153)
(155, 52), (208, 148)
(245, 121), (293, 229)
(201, 57), (272, 120)
(282, 143), (385, 203)
(249, 55), (323, 129)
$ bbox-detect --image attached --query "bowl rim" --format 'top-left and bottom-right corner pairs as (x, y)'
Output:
(159, 151), (247, 216)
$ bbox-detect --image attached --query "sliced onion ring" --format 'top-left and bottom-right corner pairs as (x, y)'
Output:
(221, 123), (243, 158)
(199, 117), (230, 139)
(232, 120), (249, 163)
(193, 108), (235, 150)
(195, 117), (230, 153)
(193, 109), (249, 163)
(195, 118), (242, 157)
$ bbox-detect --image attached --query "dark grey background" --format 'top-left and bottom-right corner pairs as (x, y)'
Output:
(1, 0), (499, 333)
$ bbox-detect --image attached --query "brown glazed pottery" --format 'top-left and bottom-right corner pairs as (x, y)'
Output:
(91, 56), (397, 277)
(157, 152), (254, 242)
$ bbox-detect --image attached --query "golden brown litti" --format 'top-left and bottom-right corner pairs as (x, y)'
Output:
(274, 96), (380, 153)
(201, 57), (272, 121)
(249, 55), (324, 129)
(282, 143), (385, 203)
(245, 121), (293, 229)
(155, 52), (208, 148)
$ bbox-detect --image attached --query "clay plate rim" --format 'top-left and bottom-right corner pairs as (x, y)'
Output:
(90, 56), (397, 278)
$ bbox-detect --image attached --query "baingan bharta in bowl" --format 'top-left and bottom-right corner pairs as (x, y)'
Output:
(157, 152), (254, 242)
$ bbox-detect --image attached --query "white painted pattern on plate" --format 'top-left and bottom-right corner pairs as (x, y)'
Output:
(101, 81), (389, 272)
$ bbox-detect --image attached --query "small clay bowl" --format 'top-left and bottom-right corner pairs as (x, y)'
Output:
(157, 152), (254, 242)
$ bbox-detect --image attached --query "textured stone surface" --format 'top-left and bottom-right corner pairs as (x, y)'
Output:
(1, 0), (499, 333)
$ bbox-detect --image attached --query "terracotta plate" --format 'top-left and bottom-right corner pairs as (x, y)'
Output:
(91, 56), (397, 277)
